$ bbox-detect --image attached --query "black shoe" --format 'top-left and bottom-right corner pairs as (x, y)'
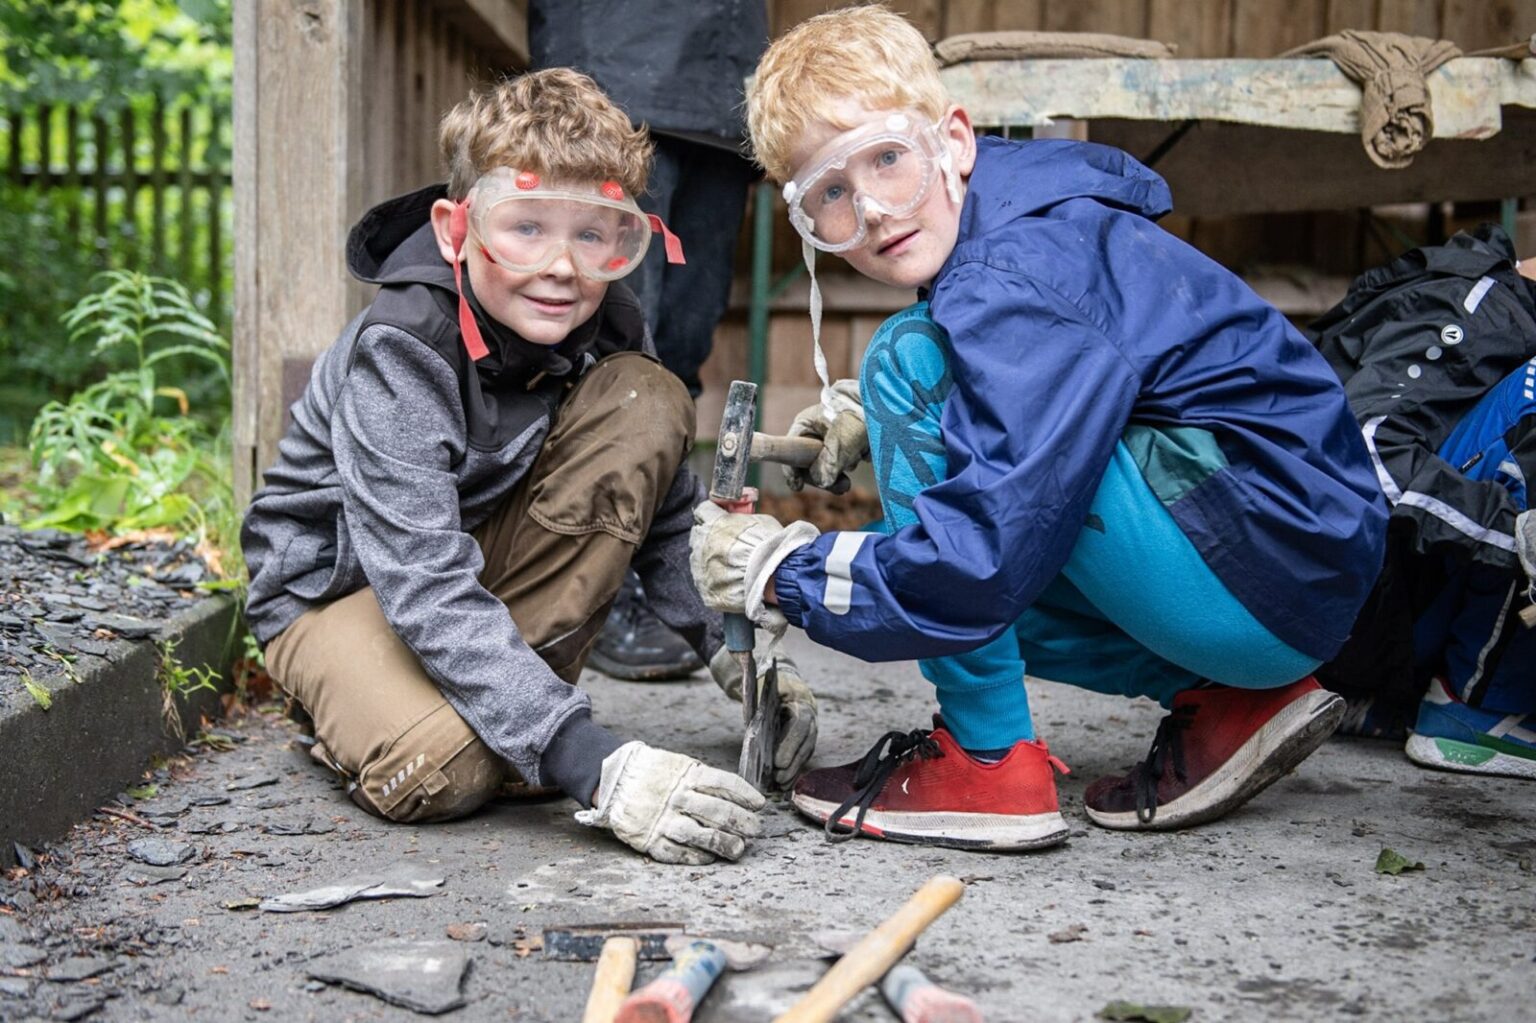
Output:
(587, 572), (703, 681)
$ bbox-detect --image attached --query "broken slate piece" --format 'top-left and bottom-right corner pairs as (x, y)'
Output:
(259, 869), (445, 913)
(262, 818), (336, 836)
(125, 838), (195, 867)
(81, 613), (159, 640)
(122, 864), (189, 885)
(0, 976), (33, 997)
(0, 943), (47, 969)
(184, 819), (244, 835)
(225, 773), (279, 792)
(46, 955), (115, 982)
(306, 941), (469, 1015)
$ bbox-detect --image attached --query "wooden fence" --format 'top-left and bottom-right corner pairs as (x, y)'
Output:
(1, 97), (232, 325)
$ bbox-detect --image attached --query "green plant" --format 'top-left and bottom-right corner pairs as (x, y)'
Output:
(26, 270), (237, 567)
(21, 669), (51, 710)
(156, 635), (219, 738)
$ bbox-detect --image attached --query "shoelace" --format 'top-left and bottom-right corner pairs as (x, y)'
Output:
(825, 728), (942, 842)
(1134, 705), (1198, 824)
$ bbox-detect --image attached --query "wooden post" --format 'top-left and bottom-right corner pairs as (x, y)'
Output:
(178, 105), (194, 284)
(233, 0), (367, 507)
(92, 113), (108, 252)
(206, 98), (225, 326)
(120, 107), (138, 262)
(150, 94), (167, 275)
(65, 106), (80, 240)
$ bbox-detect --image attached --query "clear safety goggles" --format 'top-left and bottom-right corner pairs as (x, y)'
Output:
(444, 169), (684, 362)
(463, 169), (659, 281)
(782, 113), (956, 253)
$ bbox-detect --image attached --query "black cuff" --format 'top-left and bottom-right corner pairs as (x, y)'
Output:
(539, 712), (625, 808)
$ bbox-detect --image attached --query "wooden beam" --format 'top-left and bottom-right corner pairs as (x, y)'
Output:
(1091, 109), (1536, 216)
(943, 57), (1536, 139)
(427, 0), (527, 70)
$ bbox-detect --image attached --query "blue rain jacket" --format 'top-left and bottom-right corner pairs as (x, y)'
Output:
(775, 137), (1389, 664)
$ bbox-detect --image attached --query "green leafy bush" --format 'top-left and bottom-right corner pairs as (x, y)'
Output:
(26, 270), (239, 576)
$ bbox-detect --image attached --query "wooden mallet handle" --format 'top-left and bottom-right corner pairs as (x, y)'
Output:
(774, 876), (966, 1023)
(583, 936), (639, 1023)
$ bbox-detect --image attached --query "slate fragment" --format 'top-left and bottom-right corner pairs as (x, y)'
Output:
(1099, 1001), (1193, 1023)
(0, 942), (47, 969)
(259, 870), (444, 913)
(261, 818), (336, 836)
(306, 941), (469, 1015)
(125, 839), (195, 867)
(122, 864), (189, 885)
(225, 773), (279, 792)
(45, 955), (115, 982)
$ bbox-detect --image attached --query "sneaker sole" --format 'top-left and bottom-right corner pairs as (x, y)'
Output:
(1405, 734), (1536, 780)
(790, 793), (1071, 851)
(1086, 689), (1346, 832)
(585, 649), (702, 682)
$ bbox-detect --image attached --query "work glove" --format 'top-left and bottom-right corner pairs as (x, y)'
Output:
(709, 647), (819, 787)
(690, 502), (820, 632)
(784, 379), (868, 495)
(574, 742), (765, 865)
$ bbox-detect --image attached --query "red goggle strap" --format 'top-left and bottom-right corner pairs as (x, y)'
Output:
(449, 201), (490, 362)
(646, 214), (686, 265)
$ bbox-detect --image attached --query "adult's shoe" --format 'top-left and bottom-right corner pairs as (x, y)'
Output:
(1404, 676), (1536, 780)
(790, 721), (1070, 851)
(587, 570), (703, 681)
(1084, 676), (1343, 831)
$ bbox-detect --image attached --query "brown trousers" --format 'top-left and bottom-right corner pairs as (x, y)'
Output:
(265, 353), (694, 823)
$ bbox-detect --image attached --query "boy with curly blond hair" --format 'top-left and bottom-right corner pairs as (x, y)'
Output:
(691, 5), (1388, 849)
(242, 69), (817, 865)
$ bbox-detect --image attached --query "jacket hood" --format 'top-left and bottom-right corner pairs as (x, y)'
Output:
(346, 183), (457, 291)
(958, 137), (1173, 239)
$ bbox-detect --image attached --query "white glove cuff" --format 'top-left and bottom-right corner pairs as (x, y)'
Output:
(573, 740), (642, 828)
(822, 378), (863, 424)
(744, 520), (820, 627)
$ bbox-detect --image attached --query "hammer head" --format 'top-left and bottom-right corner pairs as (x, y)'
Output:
(710, 380), (757, 503)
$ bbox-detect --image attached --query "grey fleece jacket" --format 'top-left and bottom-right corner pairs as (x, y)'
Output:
(240, 184), (722, 803)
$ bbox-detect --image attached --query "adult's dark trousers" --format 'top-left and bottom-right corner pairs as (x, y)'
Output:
(631, 134), (757, 396)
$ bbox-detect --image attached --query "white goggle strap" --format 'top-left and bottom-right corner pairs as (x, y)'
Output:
(801, 236), (837, 421)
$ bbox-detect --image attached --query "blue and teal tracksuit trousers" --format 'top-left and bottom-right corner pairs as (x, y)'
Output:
(861, 303), (1319, 751)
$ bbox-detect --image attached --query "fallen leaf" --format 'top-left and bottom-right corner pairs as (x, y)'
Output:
(222, 898), (261, 912)
(1099, 1000), (1193, 1023)
(445, 922), (487, 943)
(1048, 923), (1088, 944)
(209, 965), (228, 975)
(249, 998), (271, 1011)
(1375, 847), (1426, 875)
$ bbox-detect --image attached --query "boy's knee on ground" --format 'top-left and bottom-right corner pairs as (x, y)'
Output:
(347, 704), (508, 825)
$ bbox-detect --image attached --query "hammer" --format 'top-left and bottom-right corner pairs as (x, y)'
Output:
(710, 380), (823, 790)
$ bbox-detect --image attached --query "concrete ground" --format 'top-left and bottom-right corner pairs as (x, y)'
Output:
(3, 631), (1533, 1022)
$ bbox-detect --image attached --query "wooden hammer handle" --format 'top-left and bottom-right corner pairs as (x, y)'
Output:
(774, 876), (966, 1023)
(750, 432), (824, 469)
(583, 936), (639, 1023)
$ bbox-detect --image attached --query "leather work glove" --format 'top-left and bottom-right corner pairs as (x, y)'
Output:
(709, 647), (819, 787)
(784, 379), (867, 495)
(574, 742), (766, 864)
(690, 502), (820, 631)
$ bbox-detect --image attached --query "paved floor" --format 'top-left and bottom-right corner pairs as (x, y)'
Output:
(3, 632), (1533, 1021)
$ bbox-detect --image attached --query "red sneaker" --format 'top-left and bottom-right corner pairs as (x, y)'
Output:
(790, 722), (1071, 851)
(1084, 676), (1344, 831)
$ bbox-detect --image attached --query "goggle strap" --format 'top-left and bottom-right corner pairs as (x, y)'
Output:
(646, 214), (686, 265)
(449, 201), (491, 362)
(801, 237), (836, 420)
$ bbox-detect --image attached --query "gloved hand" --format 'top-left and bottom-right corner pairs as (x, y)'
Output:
(784, 379), (867, 495)
(574, 742), (765, 864)
(709, 647), (819, 786)
(690, 502), (819, 630)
